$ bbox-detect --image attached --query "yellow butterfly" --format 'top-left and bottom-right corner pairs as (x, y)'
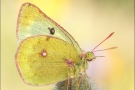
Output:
(15, 2), (116, 90)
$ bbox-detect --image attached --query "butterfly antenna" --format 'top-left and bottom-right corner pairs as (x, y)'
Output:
(96, 56), (105, 57)
(93, 47), (117, 52)
(91, 32), (114, 52)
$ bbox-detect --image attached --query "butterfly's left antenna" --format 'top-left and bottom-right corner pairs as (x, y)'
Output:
(91, 32), (115, 52)
(93, 47), (117, 52)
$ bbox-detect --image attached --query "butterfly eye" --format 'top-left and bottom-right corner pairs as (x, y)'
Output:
(48, 27), (55, 35)
(86, 52), (91, 57)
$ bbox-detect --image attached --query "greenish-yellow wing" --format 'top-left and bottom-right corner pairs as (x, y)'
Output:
(17, 2), (81, 55)
(15, 35), (80, 85)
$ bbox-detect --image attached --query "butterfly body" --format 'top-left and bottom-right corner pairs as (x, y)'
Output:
(15, 2), (116, 88)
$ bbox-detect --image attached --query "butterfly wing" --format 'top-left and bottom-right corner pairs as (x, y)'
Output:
(15, 35), (80, 85)
(17, 3), (82, 55)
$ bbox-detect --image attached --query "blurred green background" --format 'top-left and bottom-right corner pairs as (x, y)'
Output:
(1, 0), (134, 90)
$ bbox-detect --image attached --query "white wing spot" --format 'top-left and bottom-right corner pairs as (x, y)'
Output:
(42, 52), (47, 56)
(41, 50), (47, 57)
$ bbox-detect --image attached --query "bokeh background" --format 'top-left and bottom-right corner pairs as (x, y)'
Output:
(1, 0), (134, 90)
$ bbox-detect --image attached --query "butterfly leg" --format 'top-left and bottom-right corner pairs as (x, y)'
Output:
(66, 74), (70, 90)
(77, 71), (86, 88)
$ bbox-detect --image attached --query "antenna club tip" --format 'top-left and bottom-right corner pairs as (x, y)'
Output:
(107, 32), (115, 38)
(111, 32), (115, 35)
(112, 32), (114, 34)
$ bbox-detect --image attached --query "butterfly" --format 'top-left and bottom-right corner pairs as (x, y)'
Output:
(15, 2), (117, 90)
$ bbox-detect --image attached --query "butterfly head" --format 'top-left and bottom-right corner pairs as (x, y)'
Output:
(85, 52), (96, 61)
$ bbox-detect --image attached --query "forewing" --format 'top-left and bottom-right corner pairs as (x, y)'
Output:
(17, 3), (81, 54)
(15, 35), (80, 85)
